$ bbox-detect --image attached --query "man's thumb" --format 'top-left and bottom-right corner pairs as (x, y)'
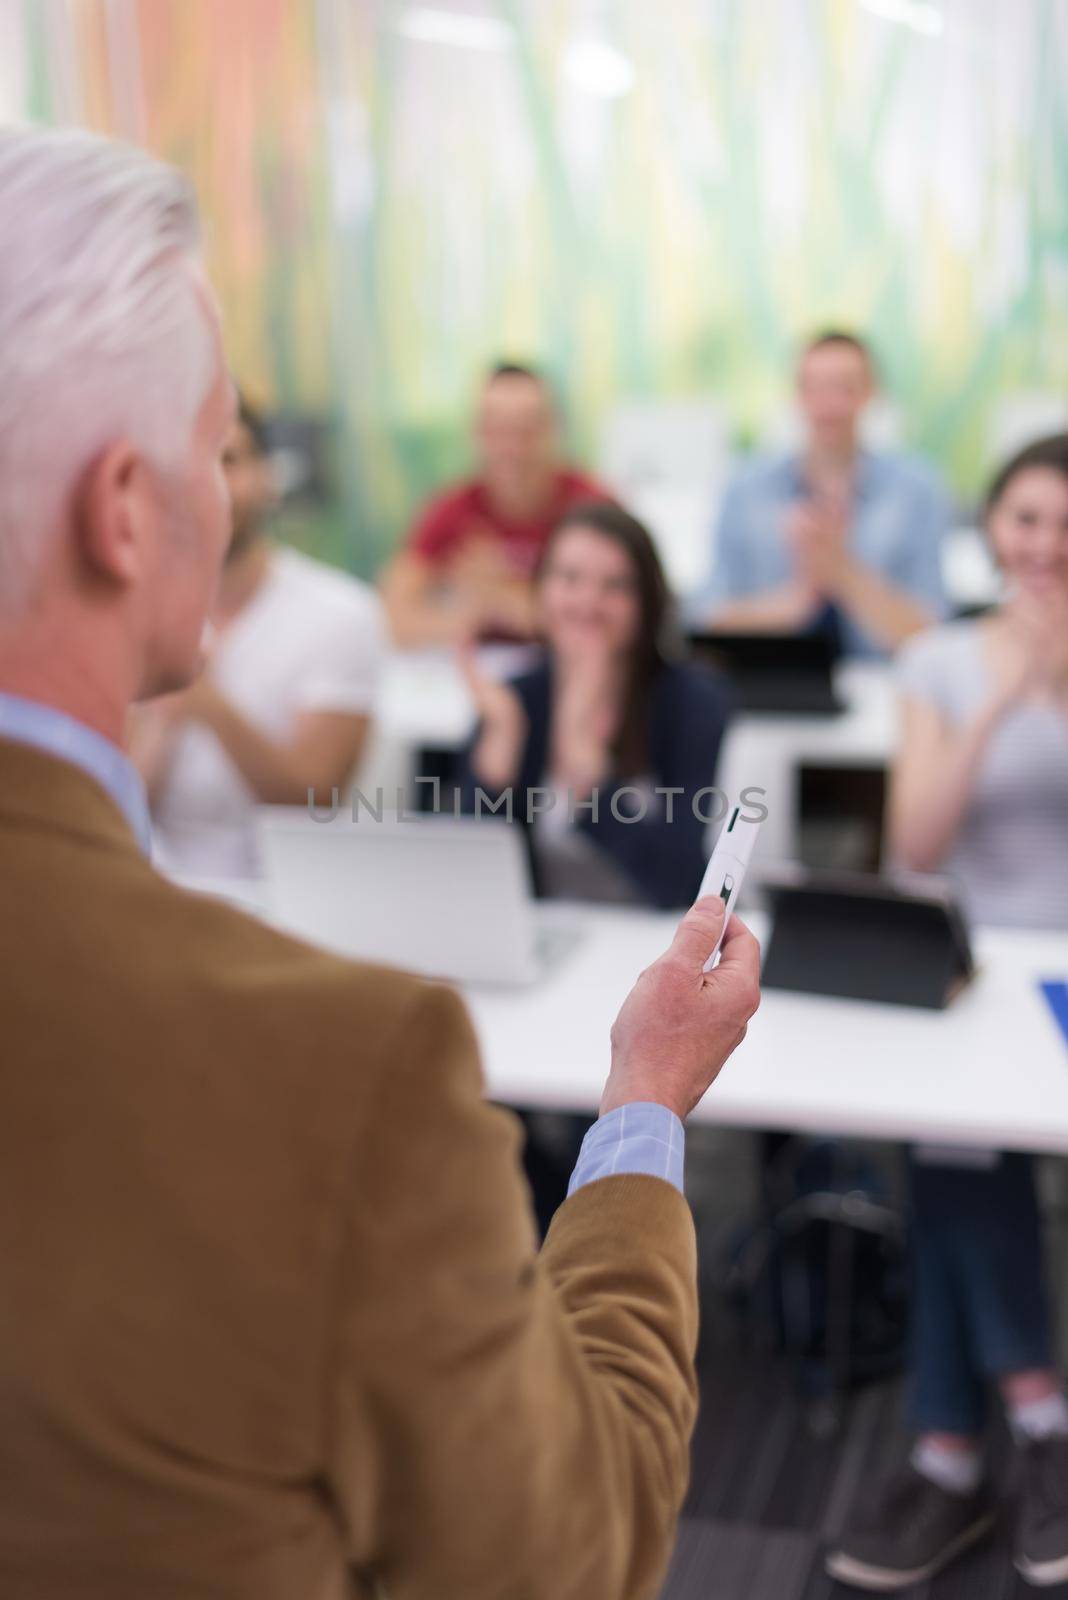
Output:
(667, 895), (726, 971)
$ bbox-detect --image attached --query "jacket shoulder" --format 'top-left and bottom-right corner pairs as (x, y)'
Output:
(123, 864), (477, 1098)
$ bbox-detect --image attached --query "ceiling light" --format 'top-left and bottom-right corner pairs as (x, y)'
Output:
(397, 7), (513, 52)
(561, 37), (635, 98)
(859, 0), (944, 37)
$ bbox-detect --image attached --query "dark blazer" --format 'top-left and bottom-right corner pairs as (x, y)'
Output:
(460, 658), (732, 909)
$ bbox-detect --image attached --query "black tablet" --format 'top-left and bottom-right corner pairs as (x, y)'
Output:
(759, 866), (975, 1009)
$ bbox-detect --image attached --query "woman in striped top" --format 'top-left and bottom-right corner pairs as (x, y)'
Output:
(829, 434), (1068, 1593)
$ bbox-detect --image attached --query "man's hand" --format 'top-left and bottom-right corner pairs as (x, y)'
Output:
(458, 644), (527, 743)
(787, 496), (853, 597)
(447, 526), (514, 586)
(601, 898), (761, 1121)
(444, 533), (539, 641)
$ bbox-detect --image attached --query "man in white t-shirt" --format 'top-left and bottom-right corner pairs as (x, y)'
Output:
(135, 397), (385, 877)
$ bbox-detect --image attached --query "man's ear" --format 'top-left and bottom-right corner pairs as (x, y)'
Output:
(72, 441), (151, 587)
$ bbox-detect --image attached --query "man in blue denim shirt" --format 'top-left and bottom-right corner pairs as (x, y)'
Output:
(699, 332), (950, 657)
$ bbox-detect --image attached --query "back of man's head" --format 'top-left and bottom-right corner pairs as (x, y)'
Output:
(0, 126), (214, 611)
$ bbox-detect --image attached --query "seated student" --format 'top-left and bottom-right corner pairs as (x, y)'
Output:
(699, 331), (950, 656)
(380, 362), (610, 647)
(460, 499), (733, 1236)
(133, 396), (386, 877)
(827, 435), (1068, 1593)
(459, 500), (732, 910)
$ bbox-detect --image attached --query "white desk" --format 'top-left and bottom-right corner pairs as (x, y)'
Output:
(462, 908), (1068, 1157)
(177, 876), (1068, 1157)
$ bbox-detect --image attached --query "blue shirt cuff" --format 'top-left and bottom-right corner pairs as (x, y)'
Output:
(567, 1102), (685, 1198)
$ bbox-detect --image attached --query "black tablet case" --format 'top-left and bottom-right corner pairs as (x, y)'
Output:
(761, 881), (975, 1010)
(686, 630), (844, 715)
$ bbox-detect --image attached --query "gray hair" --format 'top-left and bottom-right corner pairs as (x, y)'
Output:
(0, 124), (215, 605)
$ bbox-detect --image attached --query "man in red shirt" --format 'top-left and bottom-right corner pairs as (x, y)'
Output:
(381, 362), (610, 645)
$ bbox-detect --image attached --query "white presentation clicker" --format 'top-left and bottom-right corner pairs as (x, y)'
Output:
(696, 805), (764, 971)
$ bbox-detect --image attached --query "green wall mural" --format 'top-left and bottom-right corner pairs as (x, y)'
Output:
(3, 0), (1068, 577)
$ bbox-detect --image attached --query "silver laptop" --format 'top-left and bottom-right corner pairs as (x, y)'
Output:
(255, 808), (579, 986)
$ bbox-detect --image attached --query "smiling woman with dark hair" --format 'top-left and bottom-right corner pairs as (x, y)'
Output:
(828, 435), (1068, 1595)
(459, 499), (733, 910)
(458, 500), (736, 1239)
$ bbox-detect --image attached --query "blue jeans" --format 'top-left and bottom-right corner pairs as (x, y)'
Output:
(908, 1153), (1054, 1435)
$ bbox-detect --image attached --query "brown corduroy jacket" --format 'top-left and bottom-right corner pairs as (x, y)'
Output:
(0, 736), (699, 1600)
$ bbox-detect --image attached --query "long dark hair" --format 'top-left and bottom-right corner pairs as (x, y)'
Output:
(984, 432), (1068, 518)
(537, 499), (673, 778)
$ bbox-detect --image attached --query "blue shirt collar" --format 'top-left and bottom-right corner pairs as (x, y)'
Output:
(0, 692), (152, 855)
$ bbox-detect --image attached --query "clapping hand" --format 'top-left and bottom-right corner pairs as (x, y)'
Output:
(447, 529), (538, 641)
(994, 589), (1068, 709)
(458, 643), (528, 792)
(786, 495), (853, 598)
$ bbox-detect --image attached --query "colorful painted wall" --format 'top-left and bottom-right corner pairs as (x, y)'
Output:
(3, 0), (1067, 575)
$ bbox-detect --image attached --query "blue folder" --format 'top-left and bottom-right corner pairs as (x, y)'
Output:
(1040, 981), (1068, 1048)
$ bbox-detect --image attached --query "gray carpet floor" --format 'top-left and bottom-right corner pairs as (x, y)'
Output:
(659, 1131), (1068, 1600)
(659, 1340), (1064, 1600)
